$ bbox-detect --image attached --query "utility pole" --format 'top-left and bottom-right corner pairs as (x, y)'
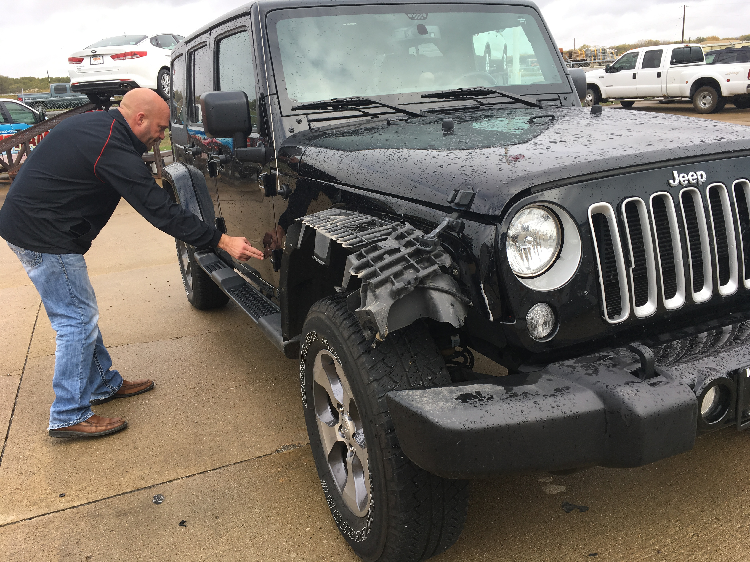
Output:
(681, 5), (686, 43)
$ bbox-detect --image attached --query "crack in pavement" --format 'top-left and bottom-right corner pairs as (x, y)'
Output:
(0, 441), (309, 529)
(0, 300), (41, 469)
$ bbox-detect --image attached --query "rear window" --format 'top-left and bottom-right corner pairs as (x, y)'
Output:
(86, 35), (148, 48)
(52, 84), (68, 94)
(150, 34), (182, 50)
(670, 46), (704, 65)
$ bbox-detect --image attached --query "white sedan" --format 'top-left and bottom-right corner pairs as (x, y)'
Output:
(68, 33), (183, 101)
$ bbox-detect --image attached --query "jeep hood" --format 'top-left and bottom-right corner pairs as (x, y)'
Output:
(291, 106), (750, 217)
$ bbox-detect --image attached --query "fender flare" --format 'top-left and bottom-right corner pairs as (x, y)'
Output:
(162, 162), (215, 224)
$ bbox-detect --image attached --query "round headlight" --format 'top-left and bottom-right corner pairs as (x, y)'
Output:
(506, 205), (562, 278)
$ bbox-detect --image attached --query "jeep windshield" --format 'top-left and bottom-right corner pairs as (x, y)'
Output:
(266, 4), (566, 114)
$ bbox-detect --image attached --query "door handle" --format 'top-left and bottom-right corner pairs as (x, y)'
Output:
(632, 72), (637, 79)
(657, 72), (662, 78)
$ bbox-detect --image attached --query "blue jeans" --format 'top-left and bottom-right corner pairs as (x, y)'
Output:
(8, 242), (123, 429)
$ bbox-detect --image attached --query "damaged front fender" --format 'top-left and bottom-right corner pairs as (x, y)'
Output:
(298, 209), (469, 340)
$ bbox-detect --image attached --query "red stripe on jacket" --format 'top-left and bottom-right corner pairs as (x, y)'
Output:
(94, 119), (116, 182)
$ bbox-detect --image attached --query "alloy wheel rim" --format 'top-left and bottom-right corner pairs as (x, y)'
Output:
(312, 349), (370, 518)
(161, 73), (170, 96)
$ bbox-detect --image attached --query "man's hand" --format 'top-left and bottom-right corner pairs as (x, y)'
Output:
(217, 234), (264, 261)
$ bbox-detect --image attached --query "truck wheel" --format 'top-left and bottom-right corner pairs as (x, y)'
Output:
(157, 68), (170, 100)
(620, 100), (635, 108)
(300, 297), (469, 562)
(734, 96), (750, 110)
(176, 240), (229, 310)
(584, 87), (600, 106)
(693, 86), (720, 113)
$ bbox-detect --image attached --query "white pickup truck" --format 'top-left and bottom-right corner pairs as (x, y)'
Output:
(585, 44), (750, 113)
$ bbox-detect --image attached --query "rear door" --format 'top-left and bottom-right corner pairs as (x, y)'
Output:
(636, 48), (665, 97)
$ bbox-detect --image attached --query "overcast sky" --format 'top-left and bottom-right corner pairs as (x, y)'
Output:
(3, 0), (748, 78)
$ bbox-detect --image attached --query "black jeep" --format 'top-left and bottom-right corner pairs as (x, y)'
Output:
(166, 1), (750, 560)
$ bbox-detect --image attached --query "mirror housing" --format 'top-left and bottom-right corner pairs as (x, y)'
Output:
(200, 90), (251, 149)
(569, 68), (587, 101)
(604, 64), (612, 73)
(236, 147), (273, 164)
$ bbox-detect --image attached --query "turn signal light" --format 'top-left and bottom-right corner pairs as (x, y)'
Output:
(110, 51), (147, 61)
(68, 57), (84, 64)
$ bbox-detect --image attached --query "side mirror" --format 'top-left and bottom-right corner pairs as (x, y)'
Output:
(604, 64), (612, 73)
(36, 109), (47, 122)
(569, 68), (587, 102)
(200, 90), (251, 149)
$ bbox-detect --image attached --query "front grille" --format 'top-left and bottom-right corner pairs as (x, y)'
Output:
(589, 180), (747, 322)
(589, 203), (629, 322)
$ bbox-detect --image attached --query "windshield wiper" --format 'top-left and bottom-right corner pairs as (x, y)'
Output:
(421, 87), (542, 109)
(292, 96), (423, 118)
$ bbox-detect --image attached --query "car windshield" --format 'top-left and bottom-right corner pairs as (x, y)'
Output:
(267, 4), (564, 108)
(86, 35), (148, 48)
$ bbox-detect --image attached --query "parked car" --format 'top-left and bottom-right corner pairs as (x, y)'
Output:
(68, 33), (184, 102)
(0, 99), (45, 135)
(705, 47), (750, 65)
(166, 2), (750, 561)
(17, 82), (88, 105)
(585, 43), (750, 112)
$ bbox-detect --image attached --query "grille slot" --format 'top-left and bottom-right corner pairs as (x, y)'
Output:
(707, 183), (738, 295)
(621, 198), (657, 317)
(732, 180), (750, 288)
(680, 188), (713, 302)
(589, 203), (629, 323)
(650, 193), (685, 309)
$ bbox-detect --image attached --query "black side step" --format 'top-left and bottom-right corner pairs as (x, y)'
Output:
(194, 250), (299, 358)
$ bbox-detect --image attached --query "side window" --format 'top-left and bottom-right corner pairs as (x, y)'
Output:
(612, 52), (639, 72)
(217, 30), (257, 132)
(641, 49), (663, 69)
(188, 44), (212, 124)
(52, 84), (68, 94)
(171, 54), (186, 125)
(5, 102), (37, 125)
(0, 104), (7, 123)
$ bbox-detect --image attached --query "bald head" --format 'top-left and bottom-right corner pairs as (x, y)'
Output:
(119, 88), (170, 147)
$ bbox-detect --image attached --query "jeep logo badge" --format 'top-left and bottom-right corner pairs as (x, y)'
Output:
(669, 170), (707, 187)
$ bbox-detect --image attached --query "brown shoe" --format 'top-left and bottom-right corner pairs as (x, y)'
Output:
(49, 414), (128, 438)
(90, 379), (155, 405)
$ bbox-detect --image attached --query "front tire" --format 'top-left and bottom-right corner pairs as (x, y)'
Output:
(584, 86), (600, 106)
(301, 297), (469, 562)
(693, 85), (721, 113)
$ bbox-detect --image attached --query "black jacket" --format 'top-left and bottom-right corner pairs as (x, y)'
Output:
(0, 109), (221, 254)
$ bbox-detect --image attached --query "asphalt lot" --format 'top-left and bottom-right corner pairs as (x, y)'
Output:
(1, 104), (750, 561)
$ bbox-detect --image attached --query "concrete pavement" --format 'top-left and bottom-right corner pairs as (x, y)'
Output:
(3, 106), (750, 561)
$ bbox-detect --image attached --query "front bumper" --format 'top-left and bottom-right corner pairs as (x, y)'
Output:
(387, 341), (750, 479)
